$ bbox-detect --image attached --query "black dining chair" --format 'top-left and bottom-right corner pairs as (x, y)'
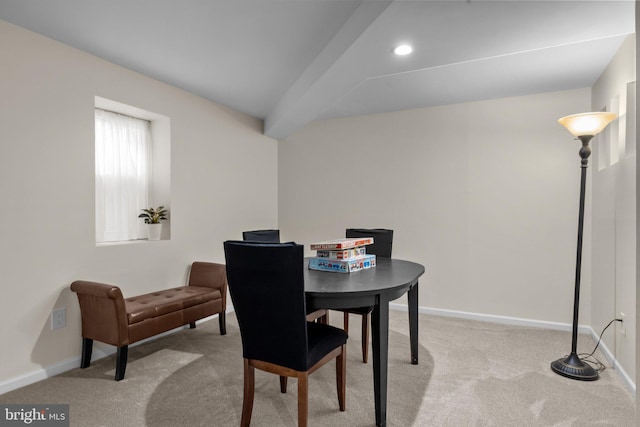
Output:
(242, 229), (329, 324)
(224, 241), (347, 427)
(340, 228), (393, 363)
(242, 229), (280, 243)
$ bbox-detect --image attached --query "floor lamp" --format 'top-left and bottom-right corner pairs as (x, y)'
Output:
(551, 111), (617, 381)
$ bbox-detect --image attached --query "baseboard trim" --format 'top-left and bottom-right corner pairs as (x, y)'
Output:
(0, 312), (227, 395)
(2, 307), (635, 396)
(588, 326), (636, 394)
(0, 355), (81, 396)
(389, 303), (636, 395)
(397, 304), (592, 333)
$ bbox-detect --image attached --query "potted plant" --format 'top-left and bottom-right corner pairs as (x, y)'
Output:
(138, 206), (168, 240)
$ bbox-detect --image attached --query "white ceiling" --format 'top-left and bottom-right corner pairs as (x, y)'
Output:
(0, 0), (634, 139)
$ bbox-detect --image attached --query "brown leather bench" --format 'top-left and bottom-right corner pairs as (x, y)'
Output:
(70, 261), (227, 381)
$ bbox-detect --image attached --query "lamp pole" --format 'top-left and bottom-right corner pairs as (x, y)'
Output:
(550, 135), (597, 380)
(551, 111), (617, 381)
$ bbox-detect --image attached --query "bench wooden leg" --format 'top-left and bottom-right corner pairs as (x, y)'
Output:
(115, 345), (128, 381)
(80, 338), (93, 368)
(219, 311), (227, 335)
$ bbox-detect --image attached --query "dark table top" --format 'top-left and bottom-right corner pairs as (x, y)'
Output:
(304, 258), (425, 310)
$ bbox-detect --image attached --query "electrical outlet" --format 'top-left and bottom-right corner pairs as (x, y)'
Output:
(619, 312), (626, 336)
(51, 308), (66, 330)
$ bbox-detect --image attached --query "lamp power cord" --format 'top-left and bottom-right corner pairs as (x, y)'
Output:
(576, 318), (623, 373)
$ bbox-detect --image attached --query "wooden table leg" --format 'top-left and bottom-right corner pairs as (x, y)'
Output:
(371, 297), (389, 427)
(408, 281), (419, 364)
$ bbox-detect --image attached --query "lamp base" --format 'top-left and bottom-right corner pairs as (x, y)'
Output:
(550, 352), (599, 381)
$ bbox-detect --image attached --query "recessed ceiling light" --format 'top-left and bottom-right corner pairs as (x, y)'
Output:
(393, 44), (413, 56)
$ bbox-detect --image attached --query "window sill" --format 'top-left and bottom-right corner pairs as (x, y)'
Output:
(96, 239), (168, 247)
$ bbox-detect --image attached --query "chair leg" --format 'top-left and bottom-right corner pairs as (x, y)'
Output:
(80, 338), (93, 368)
(241, 359), (255, 427)
(219, 311), (227, 335)
(280, 376), (288, 393)
(343, 312), (349, 334)
(115, 345), (128, 381)
(297, 372), (309, 427)
(336, 344), (346, 411)
(361, 313), (369, 363)
(319, 310), (329, 325)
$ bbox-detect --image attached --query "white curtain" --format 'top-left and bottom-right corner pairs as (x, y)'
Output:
(95, 109), (151, 242)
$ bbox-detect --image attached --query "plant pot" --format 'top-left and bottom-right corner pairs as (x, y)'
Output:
(146, 223), (162, 241)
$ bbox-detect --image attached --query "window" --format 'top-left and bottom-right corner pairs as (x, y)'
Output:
(95, 108), (151, 242)
(94, 97), (171, 244)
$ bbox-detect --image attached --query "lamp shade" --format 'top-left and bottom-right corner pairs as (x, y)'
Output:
(558, 112), (617, 138)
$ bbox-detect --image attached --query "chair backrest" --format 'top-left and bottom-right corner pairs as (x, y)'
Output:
(223, 240), (309, 371)
(345, 228), (393, 258)
(242, 229), (280, 243)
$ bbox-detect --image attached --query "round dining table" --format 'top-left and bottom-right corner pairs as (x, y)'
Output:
(304, 258), (425, 427)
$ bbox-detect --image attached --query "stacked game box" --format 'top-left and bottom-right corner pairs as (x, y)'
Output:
(308, 237), (376, 273)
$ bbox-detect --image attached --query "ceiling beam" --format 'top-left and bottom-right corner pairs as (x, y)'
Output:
(264, 0), (392, 140)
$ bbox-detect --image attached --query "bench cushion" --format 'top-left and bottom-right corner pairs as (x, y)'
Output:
(125, 286), (221, 325)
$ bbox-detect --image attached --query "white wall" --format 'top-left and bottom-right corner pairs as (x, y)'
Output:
(0, 20), (278, 387)
(279, 88), (591, 323)
(636, 3), (640, 418)
(591, 35), (636, 384)
(1, 15), (634, 395)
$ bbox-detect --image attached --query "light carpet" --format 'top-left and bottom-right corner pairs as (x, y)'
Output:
(0, 310), (635, 426)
